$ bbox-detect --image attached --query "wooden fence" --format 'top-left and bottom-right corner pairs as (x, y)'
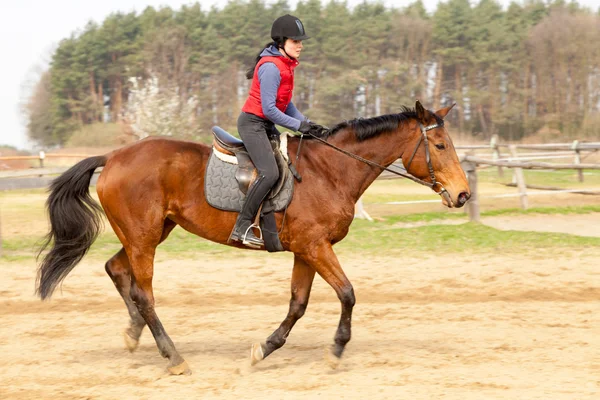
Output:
(456, 137), (600, 181)
(0, 151), (91, 168)
(1, 143), (599, 224)
(454, 137), (600, 221)
(356, 138), (600, 220)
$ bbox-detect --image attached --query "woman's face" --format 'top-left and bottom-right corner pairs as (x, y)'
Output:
(283, 39), (303, 59)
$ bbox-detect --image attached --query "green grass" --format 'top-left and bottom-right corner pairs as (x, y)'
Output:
(90, 227), (237, 260)
(1, 176), (599, 263)
(0, 227), (240, 264)
(3, 208), (598, 263)
(338, 219), (600, 255)
(479, 168), (600, 188)
(379, 204), (600, 224)
(360, 169), (600, 207)
(362, 192), (439, 203)
(479, 204), (600, 217)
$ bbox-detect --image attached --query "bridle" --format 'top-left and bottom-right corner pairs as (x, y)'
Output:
(405, 122), (451, 204)
(305, 121), (453, 205)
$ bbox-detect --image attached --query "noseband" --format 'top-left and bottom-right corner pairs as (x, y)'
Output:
(305, 121), (453, 205)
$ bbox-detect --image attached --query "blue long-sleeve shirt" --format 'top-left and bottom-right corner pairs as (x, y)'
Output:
(257, 45), (308, 131)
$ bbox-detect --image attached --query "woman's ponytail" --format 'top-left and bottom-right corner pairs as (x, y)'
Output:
(245, 38), (285, 79)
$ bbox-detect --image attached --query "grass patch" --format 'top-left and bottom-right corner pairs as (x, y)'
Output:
(479, 205), (600, 217)
(0, 227), (240, 264)
(361, 169), (600, 208)
(88, 227), (237, 260)
(338, 219), (600, 255)
(479, 168), (600, 188)
(4, 212), (598, 263)
(362, 191), (439, 204)
(379, 204), (600, 225)
(1, 184), (599, 263)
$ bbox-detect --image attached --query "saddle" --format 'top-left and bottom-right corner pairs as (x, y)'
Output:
(211, 126), (292, 199)
(206, 127), (301, 252)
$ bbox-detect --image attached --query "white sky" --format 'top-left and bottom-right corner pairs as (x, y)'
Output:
(1, 0), (598, 150)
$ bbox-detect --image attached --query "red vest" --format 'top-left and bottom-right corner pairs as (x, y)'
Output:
(242, 56), (299, 119)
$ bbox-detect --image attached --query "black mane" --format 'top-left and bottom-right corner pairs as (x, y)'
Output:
(327, 106), (443, 141)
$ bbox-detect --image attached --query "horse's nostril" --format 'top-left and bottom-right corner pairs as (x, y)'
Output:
(458, 191), (470, 205)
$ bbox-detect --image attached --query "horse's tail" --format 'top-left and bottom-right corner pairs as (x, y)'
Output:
(36, 155), (107, 300)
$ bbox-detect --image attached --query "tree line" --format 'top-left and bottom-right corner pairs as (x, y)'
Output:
(24, 0), (600, 146)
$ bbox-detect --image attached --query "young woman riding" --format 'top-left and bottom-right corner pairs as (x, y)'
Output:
(229, 14), (326, 248)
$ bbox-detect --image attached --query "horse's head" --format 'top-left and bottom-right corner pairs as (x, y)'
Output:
(402, 101), (470, 208)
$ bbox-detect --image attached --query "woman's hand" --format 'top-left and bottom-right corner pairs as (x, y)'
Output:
(298, 120), (312, 134)
(297, 120), (329, 137)
(308, 122), (329, 137)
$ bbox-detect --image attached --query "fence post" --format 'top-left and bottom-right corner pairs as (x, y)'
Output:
(462, 160), (480, 222)
(509, 145), (528, 210)
(354, 197), (373, 221)
(572, 140), (583, 182)
(490, 134), (503, 178)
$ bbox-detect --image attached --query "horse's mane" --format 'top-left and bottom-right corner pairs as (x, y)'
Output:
(327, 106), (443, 141)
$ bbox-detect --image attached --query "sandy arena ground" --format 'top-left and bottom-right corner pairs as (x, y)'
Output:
(1, 217), (599, 399)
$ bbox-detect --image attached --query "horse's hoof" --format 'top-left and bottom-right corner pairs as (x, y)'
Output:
(325, 345), (341, 369)
(124, 330), (139, 353)
(250, 343), (265, 366)
(168, 360), (192, 376)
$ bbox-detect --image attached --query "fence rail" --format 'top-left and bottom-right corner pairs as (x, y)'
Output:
(0, 151), (91, 169)
(356, 138), (600, 220)
(461, 155), (600, 170)
(460, 155), (600, 222)
(1, 145), (599, 223)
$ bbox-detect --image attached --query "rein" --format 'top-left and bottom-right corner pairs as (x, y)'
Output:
(305, 122), (453, 204)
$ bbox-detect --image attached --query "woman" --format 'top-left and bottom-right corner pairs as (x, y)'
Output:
(229, 14), (326, 248)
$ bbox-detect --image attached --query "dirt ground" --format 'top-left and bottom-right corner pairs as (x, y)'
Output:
(1, 215), (599, 399)
(483, 213), (600, 238)
(392, 213), (600, 239)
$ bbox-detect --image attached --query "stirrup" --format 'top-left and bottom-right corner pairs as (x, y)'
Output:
(242, 223), (263, 248)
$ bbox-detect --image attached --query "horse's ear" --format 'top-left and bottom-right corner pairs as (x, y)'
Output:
(415, 100), (431, 122)
(435, 103), (456, 120)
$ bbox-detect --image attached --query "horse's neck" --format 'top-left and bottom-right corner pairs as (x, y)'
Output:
(324, 124), (415, 202)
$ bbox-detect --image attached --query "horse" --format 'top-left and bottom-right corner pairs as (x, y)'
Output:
(36, 101), (470, 375)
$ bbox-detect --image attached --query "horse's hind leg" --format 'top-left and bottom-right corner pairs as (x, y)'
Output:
(105, 220), (176, 352)
(251, 254), (316, 365)
(105, 248), (146, 352)
(128, 245), (190, 375)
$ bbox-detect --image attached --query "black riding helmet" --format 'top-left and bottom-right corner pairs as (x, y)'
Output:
(271, 14), (309, 41)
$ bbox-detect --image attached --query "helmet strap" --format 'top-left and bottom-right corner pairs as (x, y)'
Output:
(277, 37), (292, 59)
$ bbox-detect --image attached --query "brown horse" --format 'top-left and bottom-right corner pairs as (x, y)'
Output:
(37, 101), (469, 375)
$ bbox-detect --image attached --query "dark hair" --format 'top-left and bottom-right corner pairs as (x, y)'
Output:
(245, 38), (286, 79)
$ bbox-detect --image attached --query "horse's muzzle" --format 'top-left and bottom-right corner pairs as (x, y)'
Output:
(456, 191), (470, 208)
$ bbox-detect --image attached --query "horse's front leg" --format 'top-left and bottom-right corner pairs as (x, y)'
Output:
(304, 243), (355, 368)
(251, 254), (316, 365)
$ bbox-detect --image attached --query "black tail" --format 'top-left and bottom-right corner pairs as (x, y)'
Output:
(36, 156), (107, 300)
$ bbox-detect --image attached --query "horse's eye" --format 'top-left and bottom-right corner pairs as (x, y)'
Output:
(435, 143), (446, 150)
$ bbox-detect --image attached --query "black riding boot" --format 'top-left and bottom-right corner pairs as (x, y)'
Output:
(228, 175), (272, 248)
